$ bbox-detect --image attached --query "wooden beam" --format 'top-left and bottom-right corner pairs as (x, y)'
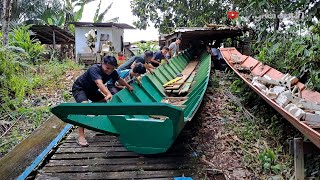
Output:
(53, 29), (74, 43)
(294, 138), (304, 180)
(52, 29), (56, 48)
(34, 33), (52, 43)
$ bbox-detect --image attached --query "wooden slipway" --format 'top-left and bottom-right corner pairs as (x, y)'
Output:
(34, 130), (196, 180)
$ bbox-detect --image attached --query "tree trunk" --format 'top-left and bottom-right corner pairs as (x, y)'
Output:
(2, 0), (12, 46)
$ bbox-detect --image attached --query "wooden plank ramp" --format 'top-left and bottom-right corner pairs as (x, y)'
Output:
(34, 130), (196, 180)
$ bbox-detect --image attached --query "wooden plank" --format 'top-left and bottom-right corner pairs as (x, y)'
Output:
(165, 61), (199, 90)
(59, 141), (123, 148)
(56, 146), (128, 153)
(36, 175), (173, 180)
(47, 157), (189, 166)
(36, 170), (191, 180)
(294, 138), (304, 180)
(179, 72), (196, 94)
(41, 163), (192, 173)
(65, 136), (118, 141)
(0, 116), (68, 180)
(52, 151), (184, 159)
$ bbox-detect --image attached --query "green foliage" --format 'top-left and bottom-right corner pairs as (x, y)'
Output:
(228, 77), (294, 178)
(251, 28), (320, 91)
(8, 25), (45, 63)
(259, 148), (282, 174)
(93, 0), (119, 23)
(130, 0), (232, 33)
(136, 41), (159, 55)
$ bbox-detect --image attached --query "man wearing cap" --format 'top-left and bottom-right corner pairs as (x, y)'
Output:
(71, 56), (134, 147)
(168, 38), (181, 58)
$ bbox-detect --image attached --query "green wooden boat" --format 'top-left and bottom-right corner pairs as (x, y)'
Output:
(51, 50), (211, 154)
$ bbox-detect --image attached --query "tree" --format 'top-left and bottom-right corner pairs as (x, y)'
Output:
(93, 0), (119, 23)
(130, 0), (232, 34)
(233, 0), (320, 31)
(1, 0), (13, 46)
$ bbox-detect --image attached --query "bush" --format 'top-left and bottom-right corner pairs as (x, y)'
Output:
(8, 25), (45, 63)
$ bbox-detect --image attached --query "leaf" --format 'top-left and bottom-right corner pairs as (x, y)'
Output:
(95, 2), (113, 23)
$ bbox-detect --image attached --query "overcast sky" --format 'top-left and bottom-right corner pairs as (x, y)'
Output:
(81, 0), (159, 42)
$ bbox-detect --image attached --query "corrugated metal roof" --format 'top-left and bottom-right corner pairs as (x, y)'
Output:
(69, 22), (135, 29)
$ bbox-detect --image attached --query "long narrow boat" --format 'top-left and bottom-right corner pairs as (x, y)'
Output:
(220, 47), (320, 149)
(51, 50), (211, 154)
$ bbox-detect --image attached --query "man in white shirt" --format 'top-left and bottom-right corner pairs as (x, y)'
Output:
(168, 38), (181, 58)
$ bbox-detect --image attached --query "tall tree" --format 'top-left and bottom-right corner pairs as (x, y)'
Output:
(93, 0), (119, 23)
(1, 0), (13, 46)
(130, 0), (232, 34)
(234, 0), (320, 31)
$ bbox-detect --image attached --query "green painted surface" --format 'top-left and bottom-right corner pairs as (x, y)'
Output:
(50, 50), (211, 154)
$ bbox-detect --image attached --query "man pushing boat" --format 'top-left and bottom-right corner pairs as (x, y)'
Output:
(71, 56), (134, 147)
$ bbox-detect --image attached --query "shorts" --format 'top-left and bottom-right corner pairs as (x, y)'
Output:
(72, 83), (105, 103)
(107, 84), (121, 95)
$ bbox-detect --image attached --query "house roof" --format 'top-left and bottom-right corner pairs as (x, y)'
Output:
(69, 22), (135, 29)
(30, 25), (75, 44)
(164, 26), (245, 41)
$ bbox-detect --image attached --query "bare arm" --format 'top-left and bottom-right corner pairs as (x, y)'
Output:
(117, 78), (134, 91)
(95, 79), (112, 101)
(150, 58), (160, 65)
(145, 63), (155, 73)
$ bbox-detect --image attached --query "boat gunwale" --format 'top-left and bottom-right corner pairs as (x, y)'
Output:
(220, 47), (320, 149)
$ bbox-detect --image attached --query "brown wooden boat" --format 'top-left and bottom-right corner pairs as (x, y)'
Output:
(220, 47), (320, 149)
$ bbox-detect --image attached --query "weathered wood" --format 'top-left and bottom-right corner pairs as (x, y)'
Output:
(36, 175), (173, 180)
(47, 157), (188, 166)
(36, 170), (191, 180)
(56, 146), (128, 153)
(59, 141), (123, 148)
(179, 72), (196, 94)
(294, 138), (304, 180)
(165, 61), (199, 90)
(289, 140), (320, 155)
(0, 116), (68, 180)
(65, 136), (118, 141)
(42, 163), (193, 173)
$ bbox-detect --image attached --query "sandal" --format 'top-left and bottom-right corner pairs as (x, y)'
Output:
(76, 138), (89, 147)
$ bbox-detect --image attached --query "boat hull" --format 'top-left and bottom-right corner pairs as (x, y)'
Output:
(51, 50), (211, 154)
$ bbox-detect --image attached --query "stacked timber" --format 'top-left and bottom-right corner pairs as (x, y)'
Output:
(163, 61), (198, 95)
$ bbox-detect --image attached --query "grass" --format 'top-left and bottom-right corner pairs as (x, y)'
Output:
(0, 58), (83, 157)
(220, 72), (296, 179)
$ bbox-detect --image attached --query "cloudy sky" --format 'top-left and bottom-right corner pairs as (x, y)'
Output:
(81, 0), (159, 42)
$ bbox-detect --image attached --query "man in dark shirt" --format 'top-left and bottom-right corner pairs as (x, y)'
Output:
(72, 56), (133, 147)
(150, 46), (169, 68)
(117, 50), (153, 71)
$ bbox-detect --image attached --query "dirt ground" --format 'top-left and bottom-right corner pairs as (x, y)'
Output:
(186, 71), (255, 179)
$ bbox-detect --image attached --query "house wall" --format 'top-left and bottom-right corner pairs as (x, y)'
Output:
(74, 27), (124, 61)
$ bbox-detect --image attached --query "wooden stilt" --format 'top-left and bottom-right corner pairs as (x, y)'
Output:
(294, 138), (304, 180)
